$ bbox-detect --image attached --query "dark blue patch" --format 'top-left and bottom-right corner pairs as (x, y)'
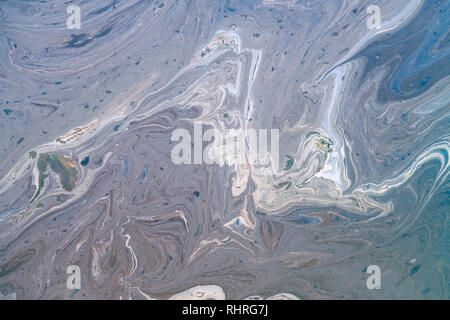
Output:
(80, 156), (90, 166)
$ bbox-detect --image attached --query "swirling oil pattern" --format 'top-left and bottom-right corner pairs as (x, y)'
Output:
(0, 0), (448, 300)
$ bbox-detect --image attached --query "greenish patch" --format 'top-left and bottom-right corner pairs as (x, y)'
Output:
(36, 202), (45, 208)
(29, 151), (37, 159)
(17, 137), (24, 144)
(193, 191), (200, 197)
(113, 124), (121, 131)
(315, 137), (333, 171)
(315, 137), (333, 153)
(31, 153), (78, 203)
(3, 109), (13, 116)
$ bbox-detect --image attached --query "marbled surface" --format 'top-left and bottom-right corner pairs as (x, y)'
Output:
(0, 0), (448, 299)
